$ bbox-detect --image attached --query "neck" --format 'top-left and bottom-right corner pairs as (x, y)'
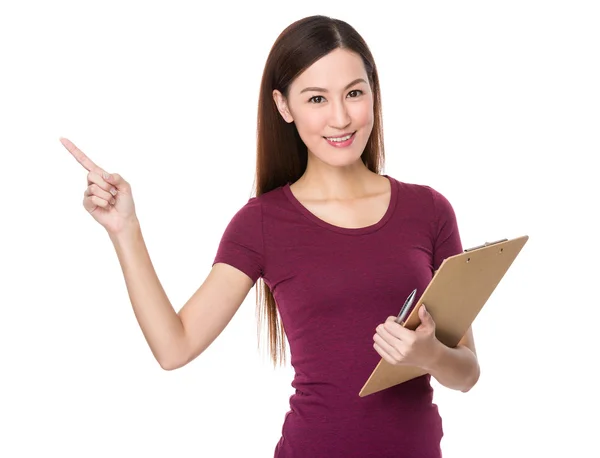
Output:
(292, 160), (383, 201)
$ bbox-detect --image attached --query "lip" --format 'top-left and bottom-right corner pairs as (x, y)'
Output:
(323, 131), (356, 139)
(324, 131), (357, 148)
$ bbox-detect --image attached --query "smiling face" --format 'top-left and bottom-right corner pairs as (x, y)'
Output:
(273, 48), (375, 169)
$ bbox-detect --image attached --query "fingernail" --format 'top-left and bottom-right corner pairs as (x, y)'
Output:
(103, 172), (111, 180)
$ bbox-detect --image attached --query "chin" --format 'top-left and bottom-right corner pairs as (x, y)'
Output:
(312, 148), (366, 168)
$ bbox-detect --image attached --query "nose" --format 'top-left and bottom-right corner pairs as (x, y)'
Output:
(329, 98), (352, 131)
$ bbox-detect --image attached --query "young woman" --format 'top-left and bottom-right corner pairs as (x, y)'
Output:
(61, 14), (479, 458)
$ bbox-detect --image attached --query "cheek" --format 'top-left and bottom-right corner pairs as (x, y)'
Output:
(294, 111), (327, 139)
(351, 102), (374, 128)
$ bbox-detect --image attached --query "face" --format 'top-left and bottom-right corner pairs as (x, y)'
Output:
(273, 48), (374, 168)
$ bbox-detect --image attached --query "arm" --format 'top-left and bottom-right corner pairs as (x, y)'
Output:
(110, 219), (253, 370)
(424, 326), (480, 393)
(427, 187), (479, 392)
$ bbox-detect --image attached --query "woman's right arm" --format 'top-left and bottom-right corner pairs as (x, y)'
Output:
(110, 219), (253, 370)
(60, 137), (251, 371)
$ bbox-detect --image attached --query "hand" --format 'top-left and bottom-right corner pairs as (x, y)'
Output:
(60, 137), (138, 235)
(373, 304), (441, 369)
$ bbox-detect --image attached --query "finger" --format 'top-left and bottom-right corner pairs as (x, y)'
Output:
(376, 325), (410, 356)
(87, 170), (118, 196)
(382, 319), (413, 340)
(90, 195), (113, 208)
(373, 333), (404, 360)
(60, 137), (103, 174)
(373, 341), (402, 366)
(84, 183), (116, 204)
(83, 195), (112, 213)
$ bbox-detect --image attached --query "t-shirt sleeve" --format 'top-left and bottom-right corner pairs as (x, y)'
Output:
(428, 187), (464, 272)
(212, 197), (264, 284)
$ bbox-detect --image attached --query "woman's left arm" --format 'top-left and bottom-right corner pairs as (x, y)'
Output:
(424, 325), (480, 393)
(374, 305), (480, 393)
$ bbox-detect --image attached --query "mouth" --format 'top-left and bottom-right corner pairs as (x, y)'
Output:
(323, 131), (357, 147)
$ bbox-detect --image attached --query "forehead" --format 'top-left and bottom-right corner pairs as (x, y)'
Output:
(291, 48), (367, 92)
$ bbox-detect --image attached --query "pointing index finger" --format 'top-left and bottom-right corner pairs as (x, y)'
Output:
(60, 137), (103, 174)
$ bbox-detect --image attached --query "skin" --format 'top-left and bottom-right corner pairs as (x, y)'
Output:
(273, 48), (480, 392)
(59, 137), (137, 236)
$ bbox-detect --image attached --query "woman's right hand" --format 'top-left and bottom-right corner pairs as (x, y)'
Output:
(60, 137), (138, 235)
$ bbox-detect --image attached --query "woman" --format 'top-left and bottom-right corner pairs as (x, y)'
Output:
(61, 14), (480, 458)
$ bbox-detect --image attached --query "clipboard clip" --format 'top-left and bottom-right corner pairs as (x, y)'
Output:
(464, 238), (508, 252)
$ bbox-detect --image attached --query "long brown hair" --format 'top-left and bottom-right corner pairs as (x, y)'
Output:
(253, 15), (386, 367)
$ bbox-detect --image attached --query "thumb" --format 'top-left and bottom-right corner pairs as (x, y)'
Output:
(417, 304), (433, 329)
(102, 171), (114, 183)
(103, 171), (126, 188)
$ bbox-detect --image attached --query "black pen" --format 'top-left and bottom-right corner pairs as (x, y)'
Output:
(395, 288), (417, 325)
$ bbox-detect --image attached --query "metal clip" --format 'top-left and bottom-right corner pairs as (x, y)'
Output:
(464, 238), (508, 252)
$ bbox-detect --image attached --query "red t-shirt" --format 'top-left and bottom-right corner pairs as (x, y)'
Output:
(213, 175), (463, 458)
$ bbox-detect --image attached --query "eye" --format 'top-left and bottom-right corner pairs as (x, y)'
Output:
(307, 89), (363, 104)
(308, 95), (325, 104)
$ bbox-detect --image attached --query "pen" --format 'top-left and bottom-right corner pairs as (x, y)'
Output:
(395, 288), (417, 325)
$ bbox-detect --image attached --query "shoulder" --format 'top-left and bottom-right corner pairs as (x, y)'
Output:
(389, 177), (458, 228)
(390, 177), (452, 210)
(223, 197), (263, 235)
(224, 184), (288, 226)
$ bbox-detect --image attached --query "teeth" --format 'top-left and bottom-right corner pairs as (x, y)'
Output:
(327, 133), (353, 142)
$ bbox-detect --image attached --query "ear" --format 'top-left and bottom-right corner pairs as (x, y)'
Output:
(272, 89), (294, 123)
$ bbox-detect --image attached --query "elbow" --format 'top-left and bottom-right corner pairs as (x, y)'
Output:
(159, 359), (180, 371)
(460, 363), (481, 393)
(158, 351), (187, 371)
(158, 347), (197, 371)
(156, 333), (204, 371)
(157, 335), (194, 371)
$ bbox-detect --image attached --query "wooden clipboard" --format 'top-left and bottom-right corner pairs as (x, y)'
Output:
(359, 235), (529, 397)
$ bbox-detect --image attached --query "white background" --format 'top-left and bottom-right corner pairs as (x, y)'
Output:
(1, 1), (598, 457)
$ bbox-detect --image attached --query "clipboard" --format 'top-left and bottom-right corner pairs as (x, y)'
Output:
(359, 235), (529, 397)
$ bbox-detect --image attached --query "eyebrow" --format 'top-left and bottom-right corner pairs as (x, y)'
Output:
(299, 78), (367, 94)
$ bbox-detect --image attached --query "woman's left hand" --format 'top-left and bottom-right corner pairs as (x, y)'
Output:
(373, 304), (441, 369)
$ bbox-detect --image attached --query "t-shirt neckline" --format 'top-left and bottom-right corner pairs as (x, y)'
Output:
(282, 174), (398, 235)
